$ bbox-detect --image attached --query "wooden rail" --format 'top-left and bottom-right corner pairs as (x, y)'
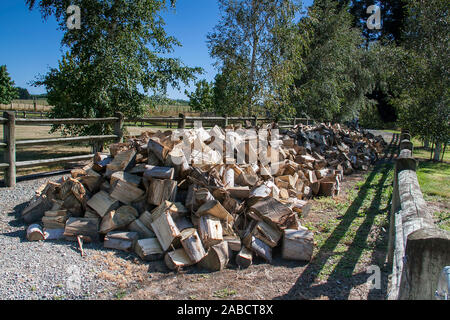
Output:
(1, 111), (317, 187)
(387, 130), (450, 300)
(1, 111), (123, 187)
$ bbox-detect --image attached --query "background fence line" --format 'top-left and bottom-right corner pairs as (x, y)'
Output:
(1, 111), (317, 187)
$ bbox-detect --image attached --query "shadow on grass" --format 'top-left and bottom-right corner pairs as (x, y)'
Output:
(275, 134), (399, 300)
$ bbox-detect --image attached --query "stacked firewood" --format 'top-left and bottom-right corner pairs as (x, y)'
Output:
(22, 122), (385, 271)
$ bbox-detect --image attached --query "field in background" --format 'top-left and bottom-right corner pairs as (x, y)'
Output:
(0, 99), (197, 116)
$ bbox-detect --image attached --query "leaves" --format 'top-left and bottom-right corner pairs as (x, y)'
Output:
(28, 0), (201, 136)
(0, 65), (18, 105)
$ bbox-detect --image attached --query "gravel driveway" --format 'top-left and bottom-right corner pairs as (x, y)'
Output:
(0, 174), (114, 300)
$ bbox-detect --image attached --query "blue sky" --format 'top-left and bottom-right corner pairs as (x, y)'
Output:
(0, 0), (313, 100)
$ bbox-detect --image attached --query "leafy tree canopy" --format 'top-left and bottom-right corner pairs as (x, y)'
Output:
(27, 0), (202, 135)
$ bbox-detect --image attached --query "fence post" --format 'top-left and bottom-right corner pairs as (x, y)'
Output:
(178, 113), (186, 129)
(114, 112), (124, 143)
(224, 115), (228, 127)
(293, 117), (297, 127)
(253, 115), (257, 127)
(3, 111), (16, 187)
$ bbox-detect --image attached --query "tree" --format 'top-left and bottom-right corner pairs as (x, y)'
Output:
(207, 0), (305, 116)
(185, 80), (215, 113)
(387, 0), (449, 161)
(27, 0), (201, 136)
(291, 0), (374, 122)
(16, 87), (33, 100)
(0, 65), (18, 104)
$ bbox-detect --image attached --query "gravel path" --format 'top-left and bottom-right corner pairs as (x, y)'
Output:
(0, 174), (113, 300)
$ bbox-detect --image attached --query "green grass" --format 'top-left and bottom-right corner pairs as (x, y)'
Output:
(416, 161), (450, 199)
(213, 288), (237, 298)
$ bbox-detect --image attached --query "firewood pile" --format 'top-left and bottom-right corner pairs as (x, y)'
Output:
(22, 122), (385, 271)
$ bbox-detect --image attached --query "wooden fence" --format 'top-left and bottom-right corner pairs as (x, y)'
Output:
(387, 129), (450, 300)
(1, 111), (315, 187)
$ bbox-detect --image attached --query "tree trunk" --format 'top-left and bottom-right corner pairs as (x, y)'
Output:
(433, 142), (442, 162)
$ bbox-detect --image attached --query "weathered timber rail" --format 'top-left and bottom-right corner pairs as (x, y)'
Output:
(387, 129), (450, 300)
(1, 111), (316, 187)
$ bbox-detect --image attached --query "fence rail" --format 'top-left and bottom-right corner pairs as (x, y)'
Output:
(387, 130), (450, 300)
(1, 111), (317, 187)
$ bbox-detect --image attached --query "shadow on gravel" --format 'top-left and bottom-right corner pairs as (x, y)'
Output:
(7, 202), (29, 227)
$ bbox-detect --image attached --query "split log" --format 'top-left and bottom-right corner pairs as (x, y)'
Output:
(77, 168), (101, 191)
(196, 200), (234, 223)
(135, 238), (164, 261)
(194, 188), (215, 207)
(148, 138), (169, 163)
(198, 215), (223, 248)
(248, 197), (295, 230)
(22, 195), (52, 224)
(26, 224), (45, 241)
(110, 180), (145, 205)
(164, 248), (194, 270)
(110, 171), (142, 188)
(252, 220), (283, 248)
(93, 154), (112, 172)
(249, 236), (272, 263)
(236, 247), (253, 269)
(137, 210), (154, 231)
(224, 235), (242, 252)
(147, 179), (177, 206)
(86, 190), (119, 217)
(104, 231), (139, 252)
(42, 210), (67, 229)
(143, 165), (175, 180)
(225, 186), (250, 199)
(64, 217), (100, 242)
(128, 219), (155, 239)
(105, 149), (136, 177)
(282, 228), (314, 261)
(151, 202), (181, 251)
(180, 228), (206, 263)
(199, 241), (230, 271)
(99, 206), (138, 234)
